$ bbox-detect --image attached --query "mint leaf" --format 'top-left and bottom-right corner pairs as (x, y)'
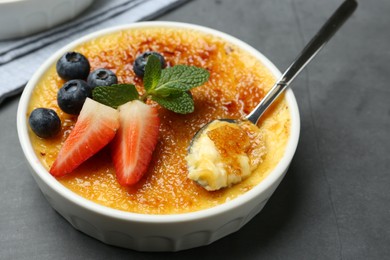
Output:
(143, 54), (162, 92)
(92, 84), (139, 108)
(150, 85), (182, 98)
(151, 91), (194, 114)
(155, 65), (209, 93)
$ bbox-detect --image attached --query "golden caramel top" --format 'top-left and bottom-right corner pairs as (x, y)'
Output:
(208, 124), (250, 158)
(28, 27), (291, 214)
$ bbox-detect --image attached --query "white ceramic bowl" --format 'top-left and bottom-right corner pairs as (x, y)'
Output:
(0, 0), (93, 40)
(17, 21), (300, 252)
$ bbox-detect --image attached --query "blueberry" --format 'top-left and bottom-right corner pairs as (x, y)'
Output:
(57, 79), (92, 115)
(87, 68), (118, 88)
(56, 52), (90, 81)
(133, 51), (166, 77)
(29, 108), (61, 138)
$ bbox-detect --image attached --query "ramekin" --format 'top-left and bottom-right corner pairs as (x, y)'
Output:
(17, 21), (300, 252)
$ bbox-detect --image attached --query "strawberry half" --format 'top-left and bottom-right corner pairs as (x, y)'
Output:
(50, 98), (119, 177)
(111, 100), (160, 186)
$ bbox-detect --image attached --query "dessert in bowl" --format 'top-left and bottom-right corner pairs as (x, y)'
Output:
(17, 21), (300, 251)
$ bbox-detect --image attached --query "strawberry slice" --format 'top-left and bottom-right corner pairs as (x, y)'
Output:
(50, 98), (119, 177)
(111, 100), (160, 186)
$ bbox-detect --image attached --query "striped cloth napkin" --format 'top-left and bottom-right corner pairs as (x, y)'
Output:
(0, 0), (187, 104)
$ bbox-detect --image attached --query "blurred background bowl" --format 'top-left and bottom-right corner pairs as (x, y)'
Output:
(0, 0), (94, 40)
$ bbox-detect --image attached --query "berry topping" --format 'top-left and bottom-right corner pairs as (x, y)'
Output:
(49, 98), (119, 177)
(56, 52), (90, 81)
(133, 51), (166, 77)
(57, 79), (92, 115)
(111, 100), (160, 186)
(29, 108), (61, 138)
(87, 68), (118, 88)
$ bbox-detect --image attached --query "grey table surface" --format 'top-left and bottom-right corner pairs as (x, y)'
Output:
(1, 0), (389, 259)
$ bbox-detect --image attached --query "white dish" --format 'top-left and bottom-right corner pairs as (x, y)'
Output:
(17, 21), (300, 251)
(0, 0), (93, 40)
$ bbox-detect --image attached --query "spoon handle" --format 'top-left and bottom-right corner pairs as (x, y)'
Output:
(246, 0), (358, 124)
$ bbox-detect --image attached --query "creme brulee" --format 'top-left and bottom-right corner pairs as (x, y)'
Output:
(27, 27), (290, 214)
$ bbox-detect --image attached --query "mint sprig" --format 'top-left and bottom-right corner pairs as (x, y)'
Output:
(92, 54), (209, 114)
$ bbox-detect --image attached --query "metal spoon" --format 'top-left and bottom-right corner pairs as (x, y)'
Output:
(189, 0), (357, 150)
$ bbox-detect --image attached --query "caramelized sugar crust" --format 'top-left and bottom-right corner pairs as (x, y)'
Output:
(208, 124), (251, 159)
(28, 27), (290, 214)
(207, 123), (252, 176)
